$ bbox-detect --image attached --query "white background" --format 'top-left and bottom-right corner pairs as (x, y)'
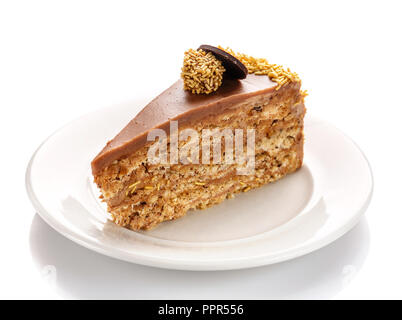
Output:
(0, 0), (401, 299)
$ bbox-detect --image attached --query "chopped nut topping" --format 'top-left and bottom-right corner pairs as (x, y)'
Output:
(129, 181), (140, 189)
(181, 49), (225, 95)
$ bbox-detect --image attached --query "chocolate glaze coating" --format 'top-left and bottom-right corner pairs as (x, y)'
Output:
(91, 74), (277, 174)
(198, 45), (248, 79)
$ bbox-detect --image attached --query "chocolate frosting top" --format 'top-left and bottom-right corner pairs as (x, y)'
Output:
(92, 74), (277, 174)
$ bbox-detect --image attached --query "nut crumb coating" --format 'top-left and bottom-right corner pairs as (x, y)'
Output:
(181, 49), (225, 94)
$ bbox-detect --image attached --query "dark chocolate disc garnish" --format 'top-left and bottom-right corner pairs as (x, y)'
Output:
(198, 45), (248, 79)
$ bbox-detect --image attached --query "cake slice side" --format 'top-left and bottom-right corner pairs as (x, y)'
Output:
(93, 80), (305, 230)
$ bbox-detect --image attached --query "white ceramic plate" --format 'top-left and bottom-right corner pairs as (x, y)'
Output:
(26, 100), (373, 271)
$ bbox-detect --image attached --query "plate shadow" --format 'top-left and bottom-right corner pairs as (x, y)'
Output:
(29, 213), (370, 299)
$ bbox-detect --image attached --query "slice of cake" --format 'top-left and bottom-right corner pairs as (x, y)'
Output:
(92, 46), (306, 230)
